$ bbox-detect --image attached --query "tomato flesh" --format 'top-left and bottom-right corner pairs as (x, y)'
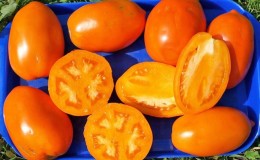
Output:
(116, 62), (183, 117)
(84, 103), (153, 160)
(48, 50), (114, 116)
(174, 32), (231, 114)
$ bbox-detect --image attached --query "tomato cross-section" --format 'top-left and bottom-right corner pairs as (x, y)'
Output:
(84, 103), (153, 160)
(174, 32), (231, 114)
(48, 49), (114, 116)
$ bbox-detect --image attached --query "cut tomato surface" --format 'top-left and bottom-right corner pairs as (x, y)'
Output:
(174, 32), (231, 114)
(116, 61), (183, 118)
(48, 49), (114, 116)
(84, 103), (153, 160)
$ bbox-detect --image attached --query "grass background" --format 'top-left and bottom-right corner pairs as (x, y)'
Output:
(0, 0), (259, 159)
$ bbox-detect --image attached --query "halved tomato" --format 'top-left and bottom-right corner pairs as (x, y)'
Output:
(174, 32), (231, 114)
(84, 103), (153, 160)
(48, 49), (114, 116)
(116, 61), (183, 118)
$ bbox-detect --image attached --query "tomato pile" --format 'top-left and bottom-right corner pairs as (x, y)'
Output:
(3, 0), (255, 159)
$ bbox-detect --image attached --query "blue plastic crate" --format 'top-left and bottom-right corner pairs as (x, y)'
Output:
(0, 0), (260, 159)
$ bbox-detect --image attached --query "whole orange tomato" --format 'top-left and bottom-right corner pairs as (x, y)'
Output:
(67, 0), (146, 52)
(144, 0), (206, 66)
(171, 106), (252, 156)
(3, 86), (73, 160)
(208, 10), (254, 89)
(8, 1), (64, 80)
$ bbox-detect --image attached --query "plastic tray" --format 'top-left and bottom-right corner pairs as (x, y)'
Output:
(0, 0), (260, 159)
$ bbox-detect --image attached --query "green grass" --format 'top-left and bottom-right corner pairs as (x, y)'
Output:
(0, 0), (260, 159)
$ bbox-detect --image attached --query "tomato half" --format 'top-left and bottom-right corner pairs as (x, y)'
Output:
(48, 49), (114, 116)
(116, 61), (183, 118)
(3, 86), (73, 160)
(84, 103), (153, 160)
(208, 10), (254, 89)
(8, 1), (64, 80)
(174, 32), (231, 114)
(144, 0), (206, 66)
(67, 0), (146, 52)
(171, 106), (252, 156)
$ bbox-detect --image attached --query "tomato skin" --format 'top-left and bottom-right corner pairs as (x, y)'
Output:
(208, 10), (254, 89)
(67, 0), (146, 52)
(172, 106), (252, 156)
(3, 86), (73, 160)
(116, 61), (183, 118)
(144, 0), (206, 66)
(8, 1), (64, 80)
(84, 103), (153, 160)
(174, 32), (231, 114)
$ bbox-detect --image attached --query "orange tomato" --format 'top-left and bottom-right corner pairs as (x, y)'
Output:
(8, 1), (64, 80)
(208, 10), (254, 89)
(174, 32), (231, 114)
(3, 86), (73, 160)
(48, 49), (114, 116)
(67, 0), (146, 52)
(171, 106), (252, 156)
(84, 103), (153, 160)
(144, 0), (206, 66)
(116, 61), (183, 118)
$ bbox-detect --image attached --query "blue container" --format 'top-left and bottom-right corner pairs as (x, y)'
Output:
(0, 0), (260, 159)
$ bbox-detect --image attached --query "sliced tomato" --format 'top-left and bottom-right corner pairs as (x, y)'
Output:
(174, 32), (231, 114)
(48, 49), (114, 116)
(84, 103), (153, 160)
(116, 61), (183, 118)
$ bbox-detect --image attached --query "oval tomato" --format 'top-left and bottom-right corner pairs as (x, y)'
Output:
(144, 0), (206, 66)
(84, 103), (153, 160)
(116, 61), (183, 118)
(174, 32), (231, 114)
(48, 49), (114, 116)
(67, 0), (146, 52)
(3, 86), (73, 160)
(171, 106), (252, 156)
(8, 1), (64, 80)
(208, 10), (254, 89)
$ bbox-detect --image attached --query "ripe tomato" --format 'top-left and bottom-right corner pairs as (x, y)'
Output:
(67, 0), (146, 52)
(171, 106), (252, 156)
(174, 32), (231, 114)
(48, 49), (114, 116)
(208, 10), (254, 89)
(84, 103), (153, 160)
(116, 61), (183, 118)
(144, 0), (206, 66)
(3, 86), (73, 160)
(8, 1), (64, 80)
